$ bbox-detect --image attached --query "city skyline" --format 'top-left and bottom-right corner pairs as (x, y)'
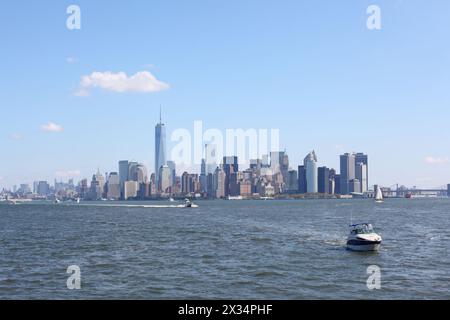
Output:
(1, 1), (450, 189)
(0, 105), (411, 201)
(6, 144), (374, 201)
(5, 111), (447, 200)
(2, 110), (376, 199)
(1, 109), (449, 191)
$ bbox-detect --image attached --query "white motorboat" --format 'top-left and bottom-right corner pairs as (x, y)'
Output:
(181, 199), (198, 208)
(347, 223), (382, 252)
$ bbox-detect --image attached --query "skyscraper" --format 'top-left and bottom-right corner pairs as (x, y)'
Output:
(355, 162), (367, 193)
(200, 159), (207, 193)
(166, 160), (176, 187)
(88, 172), (104, 201)
(95, 169), (105, 197)
(124, 181), (139, 200)
(318, 166), (330, 194)
(181, 172), (190, 195)
(223, 156), (239, 197)
(340, 153), (356, 195)
(355, 153), (369, 192)
(270, 151), (283, 173)
(206, 173), (215, 197)
(107, 172), (120, 200)
(159, 165), (171, 194)
(298, 165), (307, 194)
(329, 169), (337, 194)
(129, 163), (148, 183)
(155, 108), (166, 188)
(349, 179), (361, 194)
(119, 160), (129, 198)
(281, 153), (289, 184)
(304, 151), (318, 194)
(127, 161), (138, 180)
(334, 174), (341, 195)
(270, 151), (289, 183)
(215, 166), (227, 199)
(119, 161), (129, 184)
(287, 170), (298, 193)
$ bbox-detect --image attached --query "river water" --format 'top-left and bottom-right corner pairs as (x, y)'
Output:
(0, 199), (449, 299)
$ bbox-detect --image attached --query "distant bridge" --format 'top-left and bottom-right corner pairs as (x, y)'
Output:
(383, 188), (449, 197)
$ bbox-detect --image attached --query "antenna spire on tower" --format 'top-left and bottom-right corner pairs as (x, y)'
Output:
(160, 105), (162, 124)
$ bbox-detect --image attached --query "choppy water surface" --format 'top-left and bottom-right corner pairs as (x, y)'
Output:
(0, 199), (449, 299)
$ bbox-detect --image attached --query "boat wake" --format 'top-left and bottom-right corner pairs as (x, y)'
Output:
(76, 203), (199, 209)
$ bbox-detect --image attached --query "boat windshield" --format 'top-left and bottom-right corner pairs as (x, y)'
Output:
(351, 224), (375, 235)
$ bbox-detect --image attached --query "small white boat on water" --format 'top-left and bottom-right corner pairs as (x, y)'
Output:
(2, 196), (17, 205)
(180, 199), (199, 208)
(347, 223), (382, 252)
(375, 186), (384, 203)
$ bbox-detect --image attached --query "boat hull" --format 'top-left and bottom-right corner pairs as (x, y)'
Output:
(347, 240), (381, 252)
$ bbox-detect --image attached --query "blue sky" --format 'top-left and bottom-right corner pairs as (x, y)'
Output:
(1, 0), (450, 189)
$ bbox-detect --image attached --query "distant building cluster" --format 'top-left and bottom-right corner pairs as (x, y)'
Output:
(69, 115), (370, 200)
(0, 115), (377, 201)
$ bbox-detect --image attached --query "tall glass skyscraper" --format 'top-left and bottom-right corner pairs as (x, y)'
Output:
(119, 160), (129, 184)
(355, 153), (369, 192)
(298, 165), (307, 194)
(223, 156), (238, 197)
(155, 110), (166, 188)
(355, 162), (368, 193)
(318, 166), (330, 194)
(340, 153), (356, 195)
(304, 151), (318, 194)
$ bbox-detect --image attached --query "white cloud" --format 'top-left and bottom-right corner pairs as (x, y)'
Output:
(75, 71), (169, 96)
(55, 170), (81, 178)
(425, 156), (449, 165)
(9, 133), (23, 140)
(67, 57), (77, 64)
(41, 122), (64, 132)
